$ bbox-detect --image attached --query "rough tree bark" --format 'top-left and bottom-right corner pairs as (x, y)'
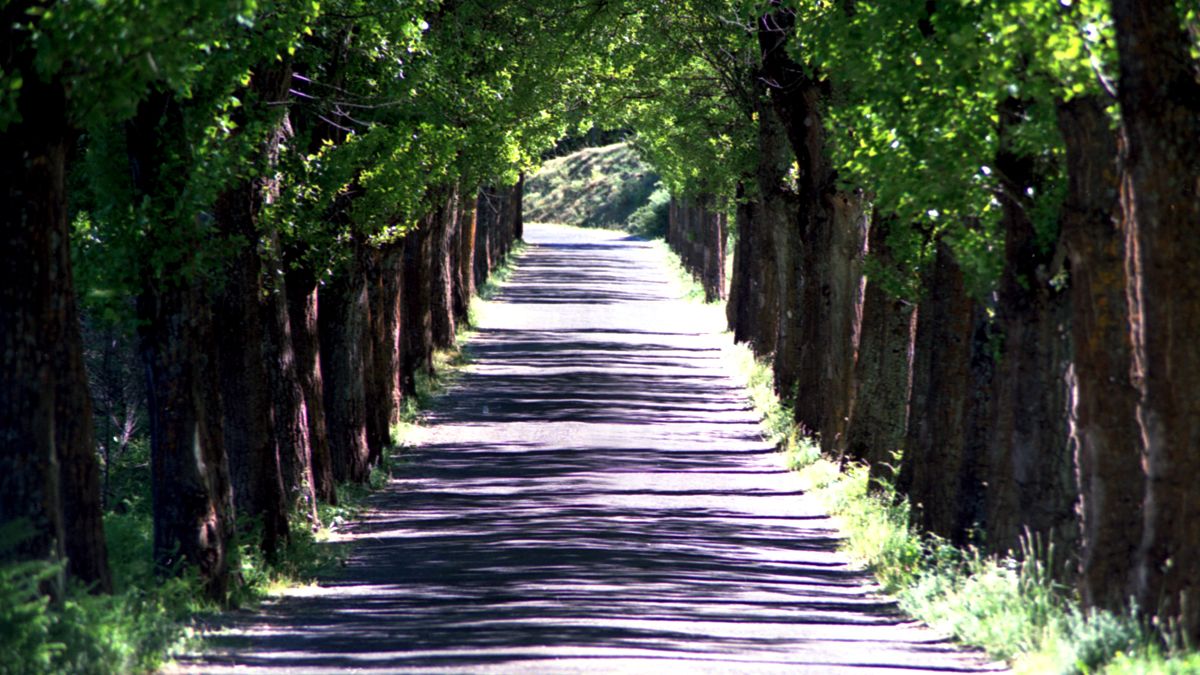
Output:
(498, 182), (519, 262)
(431, 185), (461, 350)
(822, 191), (868, 455)
(362, 242), (396, 464)
(896, 240), (973, 540)
(281, 30), (356, 506)
(263, 254), (318, 526)
(402, 210), (436, 395)
(758, 7), (845, 435)
(0, 75), (69, 595)
(455, 199), (477, 327)
(474, 188), (499, 287)
(668, 195), (726, 302)
(379, 244), (407, 416)
(49, 179), (111, 595)
(512, 174), (524, 242)
(985, 97), (1077, 561)
(55, 271), (112, 592)
(474, 182), (522, 288)
(259, 111), (318, 525)
(1109, 0), (1200, 633)
(284, 262), (337, 505)
(129, 90), (235, 600)
(139, 281), (236, 600)
(750, 86), (790, 372)
(0, 4), (111, 594)
(213, 61), (298, 558)
(213, 185), (288, 560)
(706, 202), (726, 302)
(955, 301), (998, 545)
(726, 182), (758, 347)
(319, 242), (373, 484)
(843, 213), (914, 471)
(1056, 95), (1143, 610)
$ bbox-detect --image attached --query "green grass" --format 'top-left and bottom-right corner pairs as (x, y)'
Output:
(786, 431), (1195, 674)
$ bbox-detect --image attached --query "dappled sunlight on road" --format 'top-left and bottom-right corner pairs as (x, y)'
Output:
(179, 223), (1004, 674)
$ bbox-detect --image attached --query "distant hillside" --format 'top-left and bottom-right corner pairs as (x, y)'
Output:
(524, 142), (667, 236)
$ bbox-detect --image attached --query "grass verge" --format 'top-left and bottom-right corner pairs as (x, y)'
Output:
(793, 459), (1200, 674)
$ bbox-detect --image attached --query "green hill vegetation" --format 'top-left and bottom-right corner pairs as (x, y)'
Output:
(524, 142), (668, 236)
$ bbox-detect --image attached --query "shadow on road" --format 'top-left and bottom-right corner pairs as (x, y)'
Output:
(187, 227), (1004, 674)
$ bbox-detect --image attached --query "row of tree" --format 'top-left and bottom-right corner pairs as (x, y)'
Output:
(0, 0), (618, 601)
(637, 0), (1200, 641)
(2, 0), (1197, 646)
(666, 196), (726, 302)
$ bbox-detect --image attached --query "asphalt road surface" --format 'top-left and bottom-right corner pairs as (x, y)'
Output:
(178, 222), (1006, 674)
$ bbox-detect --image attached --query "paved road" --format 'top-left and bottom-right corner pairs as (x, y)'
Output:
(181, 223), (1005, 673)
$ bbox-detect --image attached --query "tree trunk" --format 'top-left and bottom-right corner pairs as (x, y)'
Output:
(258, 104), (318, 525)
(844, 213), (914, 471)
(250, 69), (316, 527)
(667, 195), (725, 302)
(431, 185), (460, 349)
(499, 181), (519, 261)
(749, 85), (789, 377)
(475, 188), (498, 287)
(489, 187), (505, 270)
(455, 200), (477, 326)
(706, 203), (726, 301)
(757, 8), (837, 430)
(0, 78), (70, 596)
(42, 103), (111, 595)
(512, 174), (525, 242)
(319, 252), (372, 484)
(1056, 95), (1142, 610)
(55, 211), (113, 593)
(955, 301), (999, 545)
(139, 281), (236, 601)
(402, 213), (435, 394)
(0, 8), (111, 594)
(362, 243), (395, 464)
(897, 240), (973, 540)
(284, 262), (337, 505)
(821, 191), (868, 455)
(128, 90), (235, 600)
(726, 182), (758, 347)
(985, 97), (1078, 562)
(986, 279), (1075, 560)
(213, 187), (288, 560)
(1110, 0), (1200, 632)
(380, 244), (407, 416)
(263, 260), (318, 527)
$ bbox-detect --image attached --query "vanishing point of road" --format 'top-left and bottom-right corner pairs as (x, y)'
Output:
(179, 222), (1006, 674)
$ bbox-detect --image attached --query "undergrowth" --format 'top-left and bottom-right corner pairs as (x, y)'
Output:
(792, 460), (1199, 674)
(0, 516), (206, 674)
